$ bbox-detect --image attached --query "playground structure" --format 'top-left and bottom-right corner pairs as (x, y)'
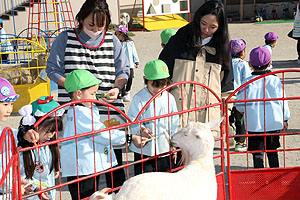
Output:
(1, 69), (300, 199)
(130, 0), (191, 31)
(0, 0), (76, 111)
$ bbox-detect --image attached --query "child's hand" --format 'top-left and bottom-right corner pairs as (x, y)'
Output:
(132, 135), (148, 147)
(54, 170), (60, 179)
(35, 185), (50, 200)
(24, 129), (39, 143)
(140, 127), (152, 139)
(135, 64), (139, 68)
(103, 88), (119, 102)
(283, 121), (288, 130)
(21, 179), (29, 195)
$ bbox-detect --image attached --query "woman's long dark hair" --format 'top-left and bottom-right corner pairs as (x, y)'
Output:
(18, 117), (63, 180)
(76, 0), (111, 31)
(187, 0), (230, 65)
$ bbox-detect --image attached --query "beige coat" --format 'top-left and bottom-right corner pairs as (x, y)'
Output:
(171, 46), (231, 129)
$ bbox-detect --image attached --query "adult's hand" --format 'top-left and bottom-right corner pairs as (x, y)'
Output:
(104, 88), (119, 102)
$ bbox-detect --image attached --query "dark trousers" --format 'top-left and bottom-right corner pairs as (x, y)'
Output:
(105, 148), (126, 188)
(252, 152), (279, 168)
(229, 106), (246, 143)
(297, 39), (300, 59)
(125, 68), (134, 93)
(134, 153), (173, 175)
(67, 174), (100, 200)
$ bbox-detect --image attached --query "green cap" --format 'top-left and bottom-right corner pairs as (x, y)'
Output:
(31, 96), (65, 117)
(144, 59), (170, 80)
(160, 29), (176, 44)
(65, 69), (102, 92)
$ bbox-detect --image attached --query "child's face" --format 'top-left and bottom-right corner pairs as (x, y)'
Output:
(75, 84), (99, 108)
(39, 130), (56, 143)
(0, 101), (14, 121)
(147, 80), (166, 96)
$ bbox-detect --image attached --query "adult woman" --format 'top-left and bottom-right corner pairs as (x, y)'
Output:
(292, 2), (300, 64)
(159, 1), (233, 128)
(46, 0), (129, 198)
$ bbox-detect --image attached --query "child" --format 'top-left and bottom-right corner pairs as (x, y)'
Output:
(17, 96), (65, 200)
(160, 29), (176, 48)
(128, 59), (179, 175)
(0, 18), (13, 62)
(229, 39), (252, 152)
(0, 77), (20, 198)
(263, 32), (278, 71)
(236, 47), (290, 168)
(263, 32), (278, 55)
(60, 69), (146, 199)
(114, 25), (139, 102)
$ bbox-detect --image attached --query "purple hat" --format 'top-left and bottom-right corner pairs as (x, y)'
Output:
(250, 46), (271, 67)
(0, 78), (19, 102)
(264, 32), (278, 41)
(114, 25), (128, 33)
(230, 39), (246, 55)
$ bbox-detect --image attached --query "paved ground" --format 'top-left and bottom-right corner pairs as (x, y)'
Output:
(2, 20), (300, 199)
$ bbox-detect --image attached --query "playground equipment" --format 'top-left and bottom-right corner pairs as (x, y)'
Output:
(27, 0), (75, 48)
(0, 38), (50, 112)
(130, 0), (191, 31)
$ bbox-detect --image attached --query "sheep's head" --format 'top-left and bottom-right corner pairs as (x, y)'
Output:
(171, 118), (223, 161)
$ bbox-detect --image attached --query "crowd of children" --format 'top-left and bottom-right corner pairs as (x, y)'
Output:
(0, 12), (291, 198)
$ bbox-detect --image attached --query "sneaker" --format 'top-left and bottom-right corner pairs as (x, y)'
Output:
(122, 92), (130, 102)
(297, 59), (300, 64)
(235, 142), (247, 152)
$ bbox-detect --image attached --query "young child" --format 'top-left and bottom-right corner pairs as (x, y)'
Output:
(0, 77), (20, 198)
(263, 32), (278, 71)
(236, 47), (290, 168)
(263, 32), (278, 55)
(17, 96), (65, 200)
(128, 59), (179, 175)
(114, 25), (139, 102)
(0, 18), (13, 62)
(229, 39), (252, 152)
(60, 69), (145, 199)
(160, 29), (176, 48)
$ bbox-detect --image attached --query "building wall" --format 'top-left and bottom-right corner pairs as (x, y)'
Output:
(2, 0), (120, 35)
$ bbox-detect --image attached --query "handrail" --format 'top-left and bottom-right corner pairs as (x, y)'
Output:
(0, 0), (28, 17)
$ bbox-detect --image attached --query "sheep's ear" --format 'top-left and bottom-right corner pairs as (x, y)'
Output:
(207, 117), (223, 129)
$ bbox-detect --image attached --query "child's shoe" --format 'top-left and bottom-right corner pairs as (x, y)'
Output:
(122, 92), (130, 102)
(235, 142), (247, 152)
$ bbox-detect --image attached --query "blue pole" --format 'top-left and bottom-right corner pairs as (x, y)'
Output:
(11, 0), (17, 36)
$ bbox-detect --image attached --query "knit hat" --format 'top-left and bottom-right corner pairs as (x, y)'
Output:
(0, 78), (19, 102)
(144, 59), (170, 80)
(249, 46), (271, 67)
(160, 29), (176, 44)
(18, 96), (65, 126)
(264, 32), (278, 41)
(65, 70), (102, 93)
(114, 25), (128, 33)
(230, 39), (246, 55)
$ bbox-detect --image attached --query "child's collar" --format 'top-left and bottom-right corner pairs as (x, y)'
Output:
(251, 70), (272, 75)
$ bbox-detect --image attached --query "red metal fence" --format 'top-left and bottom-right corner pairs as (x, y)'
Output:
(1, 70), (300, 199)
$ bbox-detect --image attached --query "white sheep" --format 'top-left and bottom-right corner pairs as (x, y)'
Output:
(90, 118), (222, 200)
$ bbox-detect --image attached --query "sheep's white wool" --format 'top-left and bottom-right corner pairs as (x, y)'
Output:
(90, 118), (222, 200)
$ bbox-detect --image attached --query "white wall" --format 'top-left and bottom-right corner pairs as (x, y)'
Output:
(3, 0), (120, 35)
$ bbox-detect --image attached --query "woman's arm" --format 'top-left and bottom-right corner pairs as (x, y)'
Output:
(46, 31), (68, 84)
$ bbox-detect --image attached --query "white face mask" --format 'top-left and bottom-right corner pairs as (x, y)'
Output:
(83, 26), (102, 39)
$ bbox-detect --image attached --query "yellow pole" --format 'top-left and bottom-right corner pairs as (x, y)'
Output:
(240, 0), (244, 21)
